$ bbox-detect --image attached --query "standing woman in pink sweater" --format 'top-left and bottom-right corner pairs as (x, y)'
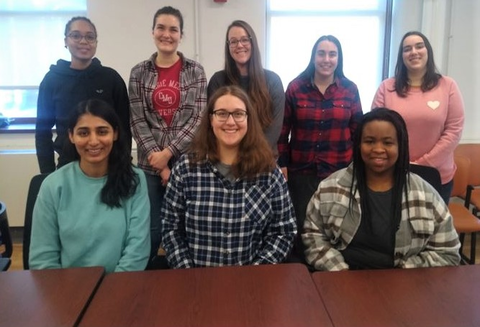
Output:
(372, 31), (464, 203)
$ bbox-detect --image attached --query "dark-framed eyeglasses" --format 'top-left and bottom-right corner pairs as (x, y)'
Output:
(212, 110), (248, 122)
(227, 36), (251, 48)
(67, 32), (97, 44)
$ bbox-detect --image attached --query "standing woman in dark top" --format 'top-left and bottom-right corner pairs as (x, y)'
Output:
(277, 35), (363, 262)
(208, 20), (284, 154)
(36, 16), (130, 173)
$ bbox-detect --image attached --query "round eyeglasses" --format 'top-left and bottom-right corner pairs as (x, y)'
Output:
(67, 32), (97, 44)
(227, 37), (251, 48)
(212, 110), (248, 122)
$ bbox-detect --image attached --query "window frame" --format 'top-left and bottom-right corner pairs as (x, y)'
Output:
(0, 2), (86, 130)
(265, 0), (393, 108)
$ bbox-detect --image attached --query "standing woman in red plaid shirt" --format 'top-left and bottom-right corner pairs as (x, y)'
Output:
(277, 35), (363, 263)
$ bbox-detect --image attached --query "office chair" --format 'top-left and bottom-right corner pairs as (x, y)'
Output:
(23, 173), (49, 270)
(409, 164), (442, 194)
(454, 144), (480, 218)
(0, 201), (13, 271)
(448, 156), (480, 264)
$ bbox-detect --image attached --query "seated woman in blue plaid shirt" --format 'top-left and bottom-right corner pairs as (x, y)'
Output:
(161, 85), (297, 268)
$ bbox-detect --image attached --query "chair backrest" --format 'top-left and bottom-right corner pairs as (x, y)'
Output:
(409, 164), (442, 194)
(23, 173), (49, 270)
(454, 144), (480, 186)
(0, 201), (13, 259)
(451, 156), (470, 198)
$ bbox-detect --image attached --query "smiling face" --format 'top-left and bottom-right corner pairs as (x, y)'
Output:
(360, 120), (399, 180)
(211, 94), (248, 153)
(69, 113), (118, 177)
(314, 40), (338, 81)
(64, 19), (97, 64)
(227, 26), (251, 73)
(402, 34), (428, 75)
(152, 14), (182, 55)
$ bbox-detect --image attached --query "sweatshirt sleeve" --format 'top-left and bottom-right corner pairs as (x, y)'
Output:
(115, 170), (151, 272)
(35, 75), (57, 173)
(207, 71), (224, 100)
(264, 71), (285, 152)
(29, 179), (62, 269)
(111, 70), (132, 153)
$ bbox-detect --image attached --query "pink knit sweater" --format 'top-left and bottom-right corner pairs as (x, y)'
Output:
(372, 76), (464, 184)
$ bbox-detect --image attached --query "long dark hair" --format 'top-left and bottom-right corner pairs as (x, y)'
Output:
(299, 35), (346, 80)
(393, 31), (441, 97)
(223, 20), (272, 130)
(65, 99), (139, 208)
(350, 108), (410, 231)
(189, 85), (275, 179)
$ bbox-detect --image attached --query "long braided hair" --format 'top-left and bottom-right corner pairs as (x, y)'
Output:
(349, 108), (410, 231)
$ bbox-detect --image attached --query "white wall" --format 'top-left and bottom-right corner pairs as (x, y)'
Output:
(448, 0), (480, 143)
(89, 0), (266, 83)
(1, 0), (479, 226)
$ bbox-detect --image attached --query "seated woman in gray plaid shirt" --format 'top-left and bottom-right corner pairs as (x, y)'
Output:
(303, 108), (460, 271)
(161, 85), (297, 268)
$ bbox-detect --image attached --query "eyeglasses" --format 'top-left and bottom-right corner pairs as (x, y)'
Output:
(212, 110), (248, 122)
(67, 32), (97, 44)
(227, 37), (251, 48)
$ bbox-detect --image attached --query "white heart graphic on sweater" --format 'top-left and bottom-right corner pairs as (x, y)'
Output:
(427, 101), (440, 110)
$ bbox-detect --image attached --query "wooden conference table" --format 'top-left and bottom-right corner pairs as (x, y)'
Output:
(0, 266), (104, 327)
(79, 263), (333, 327)
(312, 264), (480, 327)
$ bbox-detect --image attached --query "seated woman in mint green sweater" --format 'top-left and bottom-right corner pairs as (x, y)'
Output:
(30, 99), (150, 273)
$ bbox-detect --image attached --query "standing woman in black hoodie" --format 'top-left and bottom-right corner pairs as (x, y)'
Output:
(35, 16), (130, 173)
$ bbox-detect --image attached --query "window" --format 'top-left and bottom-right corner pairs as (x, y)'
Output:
(266, 0), (392, 108)
(0, 0), (86, 120)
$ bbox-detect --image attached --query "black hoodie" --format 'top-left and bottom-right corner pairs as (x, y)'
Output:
(35, 58), (130, 173)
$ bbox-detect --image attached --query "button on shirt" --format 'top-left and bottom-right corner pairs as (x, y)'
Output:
(161, 154), (297, 268)
(278, 75), (363, 179)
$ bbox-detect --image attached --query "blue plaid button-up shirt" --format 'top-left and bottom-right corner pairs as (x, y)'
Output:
(161, 154), (297, 268)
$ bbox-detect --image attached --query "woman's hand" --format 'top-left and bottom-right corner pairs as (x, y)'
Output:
(148, 149), (172, 171)
(160, 167), (171, 186)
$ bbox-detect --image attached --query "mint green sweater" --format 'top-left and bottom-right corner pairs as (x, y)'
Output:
(29, 162), (150, 273)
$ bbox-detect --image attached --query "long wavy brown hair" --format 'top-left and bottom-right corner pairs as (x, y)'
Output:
(223, 20), (272, 131)
(189, 85), (276, 179)
(393, 31), (441, 97)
